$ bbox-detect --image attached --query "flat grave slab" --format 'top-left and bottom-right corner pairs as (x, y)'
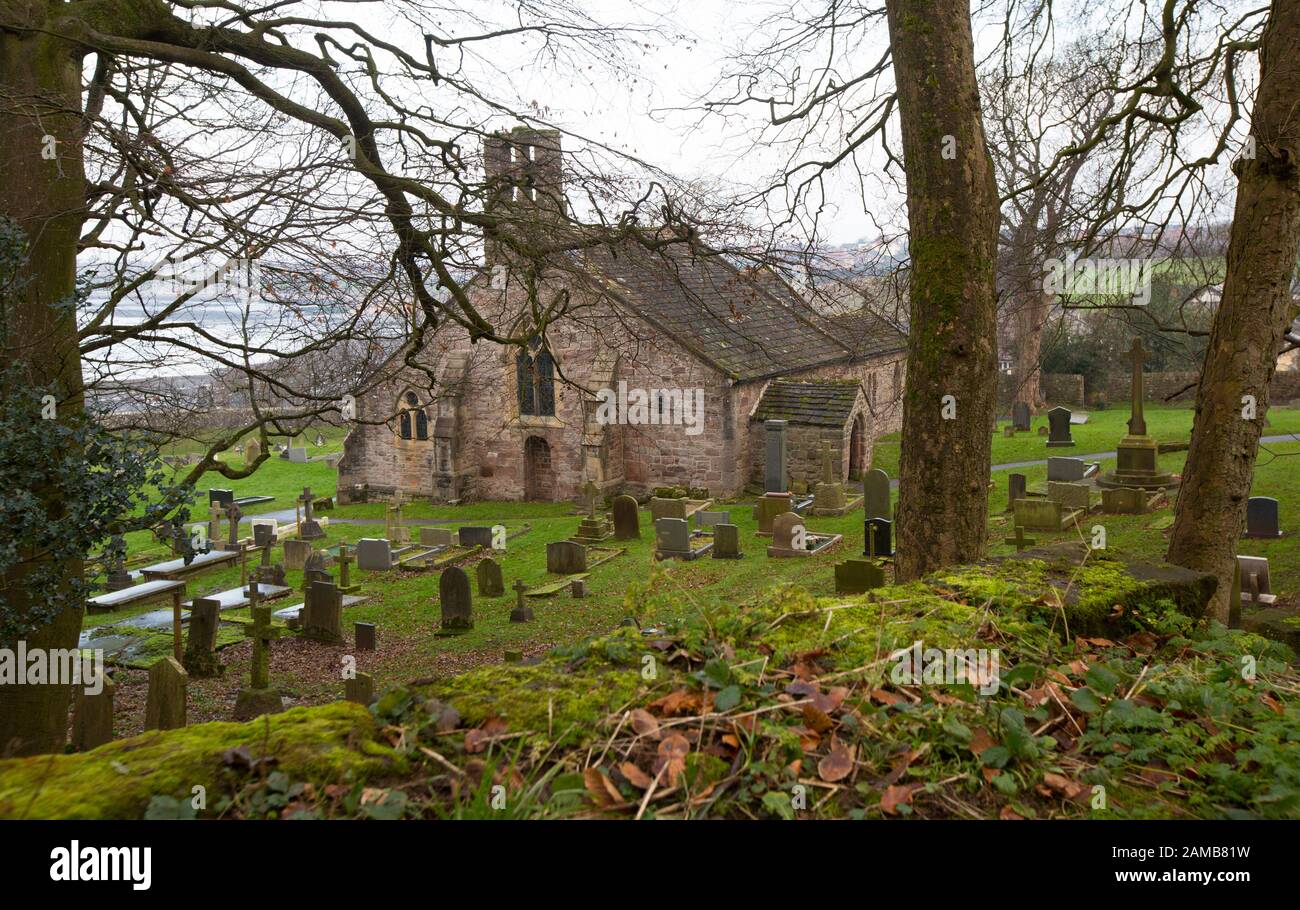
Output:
(181, 583), (292, 611)
(140, 548), (238, 580)
(273, 594), (368, 622)
(87, 579), (185, 614)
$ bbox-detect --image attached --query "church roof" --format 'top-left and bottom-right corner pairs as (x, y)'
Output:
(575, 243), (900, 382)
(752, 379), (863, 427)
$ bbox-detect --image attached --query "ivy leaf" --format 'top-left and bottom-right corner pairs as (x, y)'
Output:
(713, 685), (742, 712)
(1070, 686), (1104, 714)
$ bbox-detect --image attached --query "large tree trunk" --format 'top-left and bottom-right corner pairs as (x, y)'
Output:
(1167, 0), (1300, 622)
(0, 10), (89, 755)
(1011, 290), (1050, 408)
(886, 0), (1000, 581)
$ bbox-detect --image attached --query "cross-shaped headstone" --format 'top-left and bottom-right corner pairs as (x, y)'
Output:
(225, 501), (243, 549)
(1126, 338), (1147, 436)
(581, 480), (601, 518)
(337, 541), (353, 589)
(1004, 526), (1036, 552)
(299, 486), (315, 519)
(821, 445), (835, 485)
(243, 603), (282, 691)
(510, 578), (534, 623)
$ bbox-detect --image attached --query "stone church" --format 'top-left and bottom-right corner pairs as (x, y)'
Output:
(337, 128), (907, 504)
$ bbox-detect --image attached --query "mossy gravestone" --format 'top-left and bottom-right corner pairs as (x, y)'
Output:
(145, 657), (188, 731)
(476, 557), (505, 597)
(234, 603), (284, 720)
(547, 541), (587, 574)
(302, 580), (344, 645)
(612, 495), (641, 540)
(72, 670), (115, 751)
(438, 566), (473, 635)
(183, 596), (223, 678)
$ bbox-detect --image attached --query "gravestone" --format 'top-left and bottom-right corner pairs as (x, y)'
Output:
(336, 541), (358, 593)
(419, 527), (454, 547)
(208, 488), (235, 507)
(811, 444), (847, 513)
(356, 538), (393, 571)
(302, 580), (344, 644)
(1007, 473), (1027, 513)
(712, 523), (742, 559)
(769, 512), (805, 556)
(1237, 555), (1275, 604)
(864, 518), (893, 558)
(253, 522), (277, 548)
(243, 438), (260, 463)
(546, 540), (587, 574)
(345, 672), (375, 706)
(222, 501), (244, 552)
(572, 579), (587, 598)
(1046, 456), (1087, 483)
(72, 670), (115, 751)
(1102, 488), (1149, 514)
(287, 447), (308, 463)
(864, 469), (891, 520)
(386, 495), (410, 545)
(459, 526), (493, 549)
(1046, 406), (1075, 447)
(437, 566), (473, 635)
(1014, 498), (1076, 531)
(1004, 527), (1036, 552)
(234, 602), (285, 719)
(476, 557), (505, 597)
(144, 657), (187, 730)
(695, 510), (731, 529)
(649, 497), (688, 522)
(1047, 481), (1092, 511)
(510, 579), (534, 623)
(764, 420), (788, 492)
(182, 597), (223, 678)
(104, 535), (133, 592)
(655, 518), (692, 558)
(302, 550), (332, 595)
(835, 558), (885, 594)
(298, 487), (325, 540)
(612, 495), (641, 540)
(572, 481), (613, 543)
(756, 492), (792, 534)
(1244, 497), (1281, 538)
(355, 621), (377, 651)
(283, 539), (311, 571)
(1100, 338), (1178, 490)
(1011, 401), (1031, 432)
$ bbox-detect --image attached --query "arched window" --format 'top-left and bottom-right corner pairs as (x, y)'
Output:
(517, 340), (556, 417)
(415, 410), (429, 440)
(397, 391), (429, 440)
(399, 411), (412, 439)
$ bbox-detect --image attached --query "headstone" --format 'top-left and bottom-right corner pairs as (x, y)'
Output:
(1004, 526), (1036, 552)
(571, 579), (587, 598)
(1007, 473), (1027, 513)
(1046, 456), (1087, 483)
(420, 527), (454, 547)
(1047, 481), (1092, 511)
(1102, 488), (1149, 514)
(72, 669), (115, 751)
(223, 501), (244, 551)
(546, 540), (587, 574)
(302, 551), (332, 596)
(302, 580), (344, 644)
(243, 438), (261, 463)
(654, 518), (692, 558)
(356, 538), (393, 571)
(298, 486), (325, 540)
(288, 447), (308, 463)
(208, 488), (235, 507)
(510, 579), (534, 623)
(1046, 407), (1074, 447)
(253, 522), (278, 548)
(864, 518), (893, 558)
(1014, 498), (1075, 531)
(770, 512), (805, 555)
(458, 526), (493, 549)
(1011, 401), (1031, 432)
(144, 657), (187, 730)
(1237, 555), (1275, 604)
(283, 539), (312, 570)
(1244, 497), (1281, 538)
(649, 497), (688, 522)
(835, 558), (885, 594)
(864, 469), (891, 520)
(612, 495), (641, 540)
(386, 495), (410, 544)
(764, 420), (788, 492)
(336, 541), (358, 593)
(345, 672), (375, 706)
(104, 535), (133, 591)
(355, 622), (377, 651)
(711, 523), (742, 559)
(234, 602), (284, 720)
(1102, 338), (1177, 490)
(812, 444), (847, 512)
(695, 510), (731, 530)
(182, 597), (223, 678)
(438, 566), (473, 634)
(476, 557), (505, 597)
(756, 492), (792, 534)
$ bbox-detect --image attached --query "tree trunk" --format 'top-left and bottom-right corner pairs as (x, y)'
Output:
(1167, 0), (1300, 622)
(0, 10), (89, 755)
(1011, 290), (1050, 408)
(886, 0), (1000, 581)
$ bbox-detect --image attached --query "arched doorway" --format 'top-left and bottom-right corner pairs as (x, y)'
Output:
(523, 436), (555, 501)
(848, 414), (866, 480)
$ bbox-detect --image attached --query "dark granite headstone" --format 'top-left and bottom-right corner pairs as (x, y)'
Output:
(546, 540), (587, 574)
(459, 526), (493, 549)
(1007, 473), (1027, 513)
(438, 566), (473, 634)
(865, 517), (893, 558)
(764, 420), (788, 493)
(1244, 496), (1281, 538)
(1046, 406), (1074, 447)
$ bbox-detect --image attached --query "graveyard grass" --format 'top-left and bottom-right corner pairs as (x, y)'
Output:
(15, 411), (1300, 819)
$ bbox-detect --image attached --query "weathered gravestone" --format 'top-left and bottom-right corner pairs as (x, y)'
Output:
(756, 493), (792, 534)
(1102, 487), (1149, 514)
(1244, 497), (1282, 538)
(547, 540), (587, 575)
(476, 557), (505, 597)
(695, 510), (731, 530)
(287, 446), (308, 463)
(1004, 526), (1036, 552)
(283, 539), (311, 571)
(72, 669), (115, 751)
(1046, 456), (1087, 483)
(864, 469), (891, 520)
(765, 419), (788, 492)
(572, 579), (587, 598)
(297, 487), (325, 540)
(336, 541), (358, 593)
(302, 580), (344, 644)
(510, 579), (534, 623)
(1046, 406), (1075, 447)
(355, 622), (377, 651)
(459, 526), (494, 549)
(1011, 401), (1031, 432)
(649, 497), (688, 522)
(243, 438), (260, 463)
(234, 601), (284, 720)
(1007, 473), (1027, 513)
(420, 527), (454, 547)
(835, 558), (884, 595)
(437, 566), (473, 635)
(1014, 498), (1078, 531)
(1237, 555), (1276, 605)
(209, 488), (235, 507)
(145, 657), (188, 730)
(655, 518), (692, 559)
(182, 596), (223, 678)
(1047, 481), (1092, 511)
(356, 538), (393, 571)
(612, 495), (641, 540)
(768, 512), (805, 557)
(345, 672), (375, 706)
(864, 518), (893, 558)
(712, 523), (743, 559)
